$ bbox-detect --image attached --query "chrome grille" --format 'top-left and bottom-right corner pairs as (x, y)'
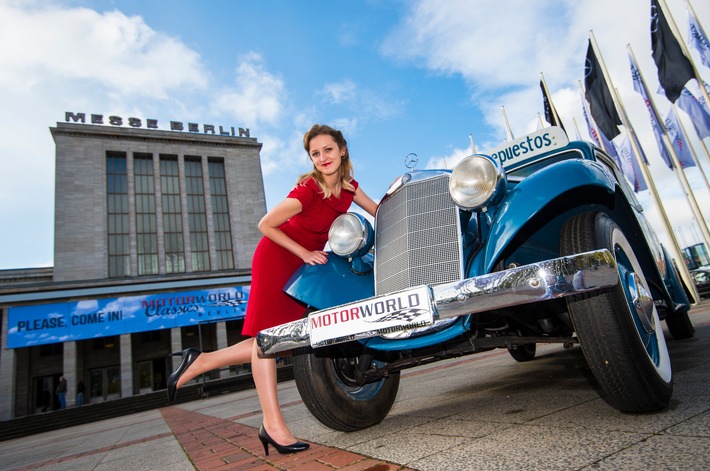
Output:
(374, 174), (463, 295)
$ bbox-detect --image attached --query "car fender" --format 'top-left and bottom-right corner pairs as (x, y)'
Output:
(481, 159), (616, 273)
(660, 245), (692, 308)
(284, 253), (374, 310)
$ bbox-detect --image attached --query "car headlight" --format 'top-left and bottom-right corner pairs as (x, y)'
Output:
(449, 154), (507, 210)
(328, 212), (374, 258)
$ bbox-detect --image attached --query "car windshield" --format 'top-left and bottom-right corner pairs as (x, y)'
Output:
(506, 150), (581, 179)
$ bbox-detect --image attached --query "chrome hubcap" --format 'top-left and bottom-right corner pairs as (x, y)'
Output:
(627, 272), (655, 333)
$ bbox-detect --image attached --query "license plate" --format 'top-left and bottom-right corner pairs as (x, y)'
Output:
(308, 285), (434, 348)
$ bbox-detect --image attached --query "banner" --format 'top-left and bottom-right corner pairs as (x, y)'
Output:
(7, 286), (249, 348)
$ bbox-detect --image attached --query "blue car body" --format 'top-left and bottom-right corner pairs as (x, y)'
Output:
(257, 127), (695, 431)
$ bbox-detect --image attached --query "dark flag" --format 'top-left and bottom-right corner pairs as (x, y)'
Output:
(539, 79), (566, 134)
(540, 80), (557, 126)
(651, 0), (694, 102)
(584, 41), (621, 139)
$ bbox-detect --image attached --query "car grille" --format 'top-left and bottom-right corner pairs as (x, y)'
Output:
(374, 174), (463, 295)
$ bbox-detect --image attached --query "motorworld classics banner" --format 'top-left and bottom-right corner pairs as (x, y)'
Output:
(7, 286), (249, 348)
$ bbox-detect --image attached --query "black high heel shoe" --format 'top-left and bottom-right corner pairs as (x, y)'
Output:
(258, 424), (309, 456)
(167, 347), (202, 402)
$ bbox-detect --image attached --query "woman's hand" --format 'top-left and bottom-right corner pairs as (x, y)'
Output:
(302, 250), (328, 265)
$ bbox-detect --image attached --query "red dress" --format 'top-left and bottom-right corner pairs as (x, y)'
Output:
(241, 177), (359, 336)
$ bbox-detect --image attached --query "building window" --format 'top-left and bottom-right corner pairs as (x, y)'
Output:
(160, 156), (185, 273)
(107, 153), (130, 277)
(209, 158), (235, 270)
(185, 157), (211, 271)
(134, 154), (158, 275)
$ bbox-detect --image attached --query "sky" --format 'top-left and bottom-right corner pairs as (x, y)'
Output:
(0, 0), (709, 270)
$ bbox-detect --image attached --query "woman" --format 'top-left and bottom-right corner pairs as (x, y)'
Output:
(167, 124), (378, 455)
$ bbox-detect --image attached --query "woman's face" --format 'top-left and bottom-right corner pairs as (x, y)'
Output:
(308, 134), (343, 177)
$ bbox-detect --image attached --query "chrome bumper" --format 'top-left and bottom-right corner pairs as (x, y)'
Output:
(257, 249), (617, 355)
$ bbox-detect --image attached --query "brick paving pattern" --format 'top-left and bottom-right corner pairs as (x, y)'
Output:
(161, 407), (414, 471)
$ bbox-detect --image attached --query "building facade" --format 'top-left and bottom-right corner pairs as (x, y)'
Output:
(0, 120), (267, 420)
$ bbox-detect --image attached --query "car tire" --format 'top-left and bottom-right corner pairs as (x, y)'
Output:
(507, 343), (536, 362)
(292, 345), (400, 432)
(561, 212), (672, 412)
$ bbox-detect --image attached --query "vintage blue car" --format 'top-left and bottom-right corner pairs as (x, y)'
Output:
(257, 127), (695, 432)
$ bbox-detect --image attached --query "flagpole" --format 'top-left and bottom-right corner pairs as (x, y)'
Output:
(573, 118), (583, 140)
(659, 0), (710, 118)
(501, 106), (515, 140)
(469, 134), (477, 154)
(540, 72), (564, 129)
(589, 31), (698, 298)
(615, 87), (698, 294)
(628, 43), (710, 248)
(536, 113), (545, 129)
(614, 86), (701, 302)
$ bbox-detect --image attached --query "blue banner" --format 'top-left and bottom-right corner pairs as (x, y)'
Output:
(7, 286), (249, 348)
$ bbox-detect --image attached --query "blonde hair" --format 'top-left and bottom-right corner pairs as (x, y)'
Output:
(298, 124), (355, 199)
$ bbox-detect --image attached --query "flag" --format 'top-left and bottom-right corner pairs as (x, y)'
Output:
(614, 134), (648, 192)
(580, 87), (622, 161)
(629, 51), (674, 168)
(541, 80), (557, 126)
(584, 41), (621, 139)
(540, 79), (566, 134)
(651, 0), (695, 103)
(664, 107), (696, 169)
(698, 80), (710, 113)
(677, 87), (710, 139)
(688, 6), (710, 68)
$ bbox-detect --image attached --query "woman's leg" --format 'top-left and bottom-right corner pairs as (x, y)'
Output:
(251, 340), (298, 445)
(176, 338), (254, 388)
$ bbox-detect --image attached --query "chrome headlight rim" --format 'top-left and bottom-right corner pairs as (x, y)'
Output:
(448, 154), (507, 211)
(328, 212), (374, 258)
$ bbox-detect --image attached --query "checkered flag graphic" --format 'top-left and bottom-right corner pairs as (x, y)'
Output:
(209, 300), (246, 308)
(365, 308), (429, 324)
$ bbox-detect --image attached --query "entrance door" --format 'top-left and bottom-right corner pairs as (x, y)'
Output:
(89, 366), (121, 402)
(32, 375), (60, 413)
(137, 358), (167, 393)
(137, 361), (153, 394)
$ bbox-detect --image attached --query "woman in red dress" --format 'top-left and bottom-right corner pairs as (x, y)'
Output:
(167, 124), (378, 455)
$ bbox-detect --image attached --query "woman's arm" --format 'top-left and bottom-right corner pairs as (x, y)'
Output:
(257, 198), (329, 265)
(353, 186), (378, 217)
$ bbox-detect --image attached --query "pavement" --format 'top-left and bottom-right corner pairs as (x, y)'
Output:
(1, 300), (709, 471)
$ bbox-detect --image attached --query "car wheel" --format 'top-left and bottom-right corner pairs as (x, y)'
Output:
(560, 212), (672, 412)
(507, 343), (536, 362)
(292, 345), (400, 432)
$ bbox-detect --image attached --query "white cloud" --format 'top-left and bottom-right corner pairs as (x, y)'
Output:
(212, 52), (286, 125)
(0, 1), (208, 97)
(0, 0), (212, 268)
(384, 0), (710, 253)
(322, 80), (359, 104)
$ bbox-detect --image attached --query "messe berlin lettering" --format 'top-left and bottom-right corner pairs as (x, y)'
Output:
(64, 112), (250, 138)
(7, 286), (248, 348)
